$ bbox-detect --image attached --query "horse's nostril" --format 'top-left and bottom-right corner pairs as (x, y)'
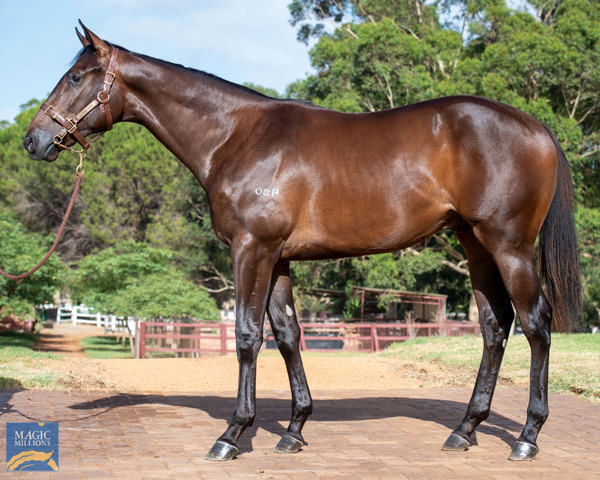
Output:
(24, 135), (36, 154)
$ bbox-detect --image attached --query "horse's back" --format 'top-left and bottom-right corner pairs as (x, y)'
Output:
(274, 96), (557, 259)
(210, 96), (557, 259)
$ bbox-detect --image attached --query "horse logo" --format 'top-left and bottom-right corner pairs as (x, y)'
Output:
(6, 423), (59, 471)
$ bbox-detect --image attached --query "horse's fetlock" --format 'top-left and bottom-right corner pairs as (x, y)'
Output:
(528, 405), (549, 426)
(297, 402), (313, 418)
(232, 411), (256, 428)
(467, 404), (491, 424)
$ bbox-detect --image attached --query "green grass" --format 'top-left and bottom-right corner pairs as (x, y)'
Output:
(79, 336), (134, 359)
(383, 333), (600, 401)
(1, 329), (597, 399)
(0, 330), (63, 389)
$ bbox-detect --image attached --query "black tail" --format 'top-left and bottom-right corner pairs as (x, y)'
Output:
(539, 127), (583, 332)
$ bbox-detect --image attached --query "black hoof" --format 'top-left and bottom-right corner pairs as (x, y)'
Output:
(442, 433), (471, 451)
(274, 434), (304, 454)
(205, 440), (239, 462)
(508, 441), (539, 461)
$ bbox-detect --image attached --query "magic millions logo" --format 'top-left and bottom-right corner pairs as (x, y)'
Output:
(6, 423), (59, 472)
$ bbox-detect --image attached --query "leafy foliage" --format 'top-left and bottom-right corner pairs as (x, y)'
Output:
(286, 0), (600, 328)
(0, 210), (66, 317)
(1, 1), (599, 329)
(109, 273), (219, 321)
(0, 109), (232, 321)
(69, 242), (219, 321)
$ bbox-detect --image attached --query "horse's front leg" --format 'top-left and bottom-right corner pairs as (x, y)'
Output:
(206, 236), (281, 462)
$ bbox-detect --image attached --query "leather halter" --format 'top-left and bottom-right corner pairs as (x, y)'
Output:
(40, 47), (119, 150)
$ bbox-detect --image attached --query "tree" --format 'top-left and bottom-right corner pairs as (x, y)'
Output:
(69, 242), (219, 321)
(0, 105), (234, 301)
(0, 210), (66, 318)
(110, 273), (219, 321)
(286, 0), (600, 327)
(0, 102), (88, 262)
(576, 206), (600, 328)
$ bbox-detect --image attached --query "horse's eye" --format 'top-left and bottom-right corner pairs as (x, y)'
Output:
(68, 74), (82, 85)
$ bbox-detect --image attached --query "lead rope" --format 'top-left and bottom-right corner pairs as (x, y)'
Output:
(0, 150), (86, 281)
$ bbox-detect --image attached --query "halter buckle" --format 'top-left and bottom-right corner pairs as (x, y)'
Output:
(53, 130), (67, 146)
(66, 118), (78, 133)
(41, 47), (118, 150)
(104, 71), (116, 86)
(44, 105), (58, 119)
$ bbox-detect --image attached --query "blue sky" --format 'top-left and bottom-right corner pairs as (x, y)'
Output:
(0, 0), (313, 123)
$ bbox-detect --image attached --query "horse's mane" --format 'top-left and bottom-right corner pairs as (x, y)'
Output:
(71, 43), (274, 101)
(71, 42), (320, 109)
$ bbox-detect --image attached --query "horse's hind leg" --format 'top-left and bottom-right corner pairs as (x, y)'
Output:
(267, 261), (313, 453)
(443, 231), (515, 452)
(494, 247), (552, 461)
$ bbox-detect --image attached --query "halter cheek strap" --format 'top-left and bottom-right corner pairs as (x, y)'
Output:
(41, 47), (119, 150)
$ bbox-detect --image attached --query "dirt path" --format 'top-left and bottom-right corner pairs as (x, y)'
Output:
(13, 323), (600, 479)
(36, 323), (430, 393)
(99, 354), (426, 393)
(34, 323), (102, 358)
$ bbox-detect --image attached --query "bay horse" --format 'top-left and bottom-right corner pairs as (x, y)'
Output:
(24, 23), (581, 462)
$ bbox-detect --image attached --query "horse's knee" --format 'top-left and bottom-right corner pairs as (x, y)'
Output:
(236, 330), (263, 359)
(479, 306), (512, 358)
(271, 319), (300, 352)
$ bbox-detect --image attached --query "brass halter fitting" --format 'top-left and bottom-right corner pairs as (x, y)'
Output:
(41, 47), (119, 151)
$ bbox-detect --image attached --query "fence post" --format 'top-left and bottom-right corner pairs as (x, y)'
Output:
(133, 318), (139, 357)
(371, 324), (380, 353)
(139, 322), (146, 359)
(72, 306), (78, 326)
(96, 312), (102, 328)
(220, 323), (228, 355)
(299, 324), (307, 351)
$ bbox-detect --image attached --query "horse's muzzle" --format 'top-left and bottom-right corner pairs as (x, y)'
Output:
(23, 131), (60, 162)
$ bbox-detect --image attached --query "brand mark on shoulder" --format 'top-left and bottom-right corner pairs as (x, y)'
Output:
(254, 187), (280, 197)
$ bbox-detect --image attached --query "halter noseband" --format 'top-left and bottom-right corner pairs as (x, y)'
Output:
(40, 47), (119, 151)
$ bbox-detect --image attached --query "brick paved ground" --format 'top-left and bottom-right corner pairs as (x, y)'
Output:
(1, 386), (599, 479)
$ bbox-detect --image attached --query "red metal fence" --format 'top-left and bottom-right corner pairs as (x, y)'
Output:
(138, 321), (480, 358)
(138, 322), (234, 358)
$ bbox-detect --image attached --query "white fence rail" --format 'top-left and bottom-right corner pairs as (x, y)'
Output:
(57, 304), (137, 335)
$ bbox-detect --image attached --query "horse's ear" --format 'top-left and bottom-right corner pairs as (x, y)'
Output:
(77, 20), (110, 57)
(76, 26), (90, 48)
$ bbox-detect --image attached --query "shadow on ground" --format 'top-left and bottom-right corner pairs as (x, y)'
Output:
(64, 393), (520, 454)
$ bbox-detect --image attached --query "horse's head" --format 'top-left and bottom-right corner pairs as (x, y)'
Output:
(24, 22), (122, 161)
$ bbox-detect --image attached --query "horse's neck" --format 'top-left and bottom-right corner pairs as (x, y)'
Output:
(120, 52), (262, 185)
